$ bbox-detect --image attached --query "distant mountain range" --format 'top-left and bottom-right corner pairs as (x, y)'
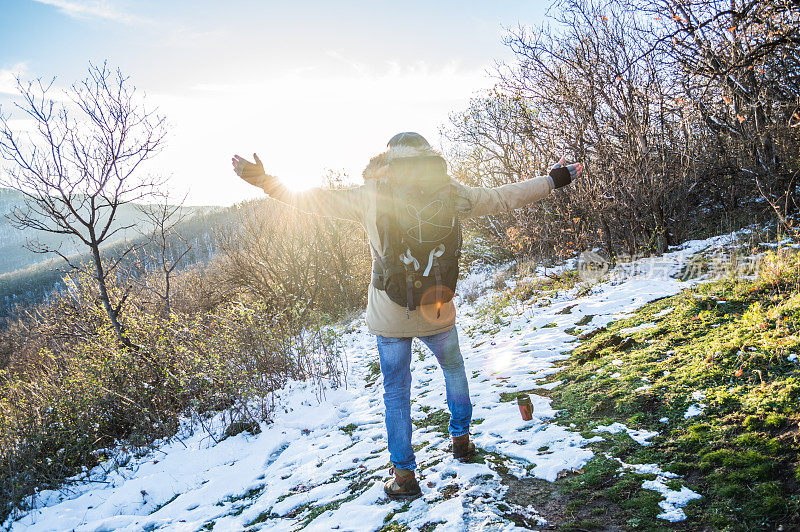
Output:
(0, 187), (237, 318)
(0, 188), (216, 275)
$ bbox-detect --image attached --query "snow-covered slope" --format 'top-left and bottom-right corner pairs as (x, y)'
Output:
(6, 233), (737, 531)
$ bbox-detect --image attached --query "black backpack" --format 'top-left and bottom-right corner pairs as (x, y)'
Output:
(371, 155), (462, 316)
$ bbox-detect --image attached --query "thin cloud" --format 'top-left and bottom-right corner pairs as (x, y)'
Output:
(0, 63), (27, 95)
(325, 50), (369, 76)
(154, 26), (229, 49)
(31, 0), (146, 25)
(189, 59), (489, 103)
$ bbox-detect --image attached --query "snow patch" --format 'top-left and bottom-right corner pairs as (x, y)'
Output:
(593, 422), (659, 446)
(616, 459), (678, 478)
(642, 478), (702, 522)
(684, 404), (705, 418)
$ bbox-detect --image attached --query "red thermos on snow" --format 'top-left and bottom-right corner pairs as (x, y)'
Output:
(517, 394), (533, 421)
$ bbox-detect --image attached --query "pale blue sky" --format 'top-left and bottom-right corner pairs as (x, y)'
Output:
(1, 0), (551, 205)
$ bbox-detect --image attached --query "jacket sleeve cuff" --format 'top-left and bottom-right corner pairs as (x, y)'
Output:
(258, 174), (282, 195)
(546, 175), (555, 191)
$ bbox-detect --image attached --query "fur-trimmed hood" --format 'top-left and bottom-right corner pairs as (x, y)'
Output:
(362, 144), (445, 181)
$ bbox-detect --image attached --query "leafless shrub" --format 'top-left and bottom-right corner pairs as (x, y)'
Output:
(643, 0), (800, 221)
(0, 268), (344, 522)
(134, 194), (193, 315)
(217, 198), (371, 319)
(445, 0), (797, 262)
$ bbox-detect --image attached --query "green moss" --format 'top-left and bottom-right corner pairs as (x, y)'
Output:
(220, 485), (266, 504)
(245, 509), (278, 526)
(380, 500), (412, 528)
(378, 522), (410, 532)
(297, 489), (365, 528)
(412, 441), (429, 452)
(413, 409), (450, 437)
(499, 389), (541, 403)
(418, 521), (445, 532)
(366, 360), (381, 382)
(543, 249), (800, 530)
(340, 423), (358, 436)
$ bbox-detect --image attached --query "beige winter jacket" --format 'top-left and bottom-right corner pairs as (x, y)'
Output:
(258, 145), (553, 338)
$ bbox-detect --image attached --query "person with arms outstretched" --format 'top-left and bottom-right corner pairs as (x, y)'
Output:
(233, 132), (581, 500)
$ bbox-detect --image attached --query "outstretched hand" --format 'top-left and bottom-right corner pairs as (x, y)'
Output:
(232, 153), (267, 188)
(549, 156), (583, 189)
(552, 156), (583, 180)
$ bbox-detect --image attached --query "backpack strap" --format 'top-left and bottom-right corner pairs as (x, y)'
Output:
(399, 249), (418, 313)
(371, 245), (404, 289)
(372, 181), (394, 288)
(373, 180), (418, 315)
(422, 244), (445, 276)
(433, 261), (443, 319)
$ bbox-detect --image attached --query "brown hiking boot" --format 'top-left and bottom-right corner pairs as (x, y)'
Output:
(384, 466), (422, 500)
(452, 434), (476, 462)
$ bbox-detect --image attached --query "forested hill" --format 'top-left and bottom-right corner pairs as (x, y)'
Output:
(0, 188), (217, 275)
(0, 188), (233, 318)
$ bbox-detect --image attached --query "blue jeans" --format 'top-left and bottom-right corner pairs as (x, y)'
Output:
(376, 326), (472, 471)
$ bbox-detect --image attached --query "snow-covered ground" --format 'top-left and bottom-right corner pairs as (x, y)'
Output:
(6, 233), (739, 532)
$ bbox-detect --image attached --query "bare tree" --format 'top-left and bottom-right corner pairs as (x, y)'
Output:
(0, 62), (167, 347)
(444, 0), (800, 261)
(137, 194), (192, 315)
(445, 0), (698, 257)
(644, 0), (800, 216)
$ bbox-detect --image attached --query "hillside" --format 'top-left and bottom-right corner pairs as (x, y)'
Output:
(0, 188), (234, 318)
(0, 188), (217, 275)
(0, 189), (83, 275)
(7, 230), (787, 531)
